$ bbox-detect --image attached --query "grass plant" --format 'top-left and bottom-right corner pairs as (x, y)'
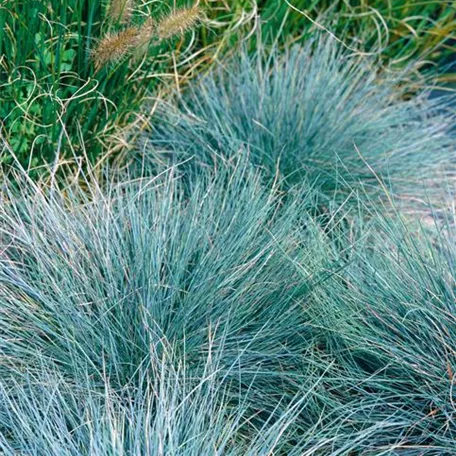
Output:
(141, 37), (456, 208)
(0, 162), (345, 451)
(258, 0), (456, 82)
(1, 0), (454, 172)
(0, 0), (455, 452)
(0, 0), (255, 170)
(0, 159), (456, 451)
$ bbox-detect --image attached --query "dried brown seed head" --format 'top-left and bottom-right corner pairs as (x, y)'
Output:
(156, 5), (201, 41)
(107, 0), (133, 23)
(92, 27), (139, 71)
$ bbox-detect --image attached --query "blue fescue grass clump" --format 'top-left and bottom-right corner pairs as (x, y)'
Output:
(0, 164), (328, 393)
(306, 213), (456, 451)
(142, 37), (455, 206)
(0, 163), (352, 453)
(337, 216), (456, 448)
(2, 159), (456, 452)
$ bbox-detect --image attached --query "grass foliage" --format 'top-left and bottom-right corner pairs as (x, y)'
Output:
(0, 160), (456, 452)
(0, 164), (330, 452)
(1, 0), (454, 171)
(0, 0), (255, 169)
(1, 0), (456, 452)
(0, 351), (312, 455)
(259, 0), (456, 78)
(142, 37), (455, 206)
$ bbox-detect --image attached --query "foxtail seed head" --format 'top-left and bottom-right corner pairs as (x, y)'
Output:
(93, 3), (202, 70)
(156, 5), (201, 40)
(92, 27), (139, 71)
(107, 0), (133, 23)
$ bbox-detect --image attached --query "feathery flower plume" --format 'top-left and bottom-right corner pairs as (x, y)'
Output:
(107, 0), (133, 23)
(93, 3), (202, 70)
(156, 5), (201, 40)
(92, 27), (139, 71)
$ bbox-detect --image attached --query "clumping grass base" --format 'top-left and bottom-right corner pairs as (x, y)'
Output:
(0, 161), (456, 453)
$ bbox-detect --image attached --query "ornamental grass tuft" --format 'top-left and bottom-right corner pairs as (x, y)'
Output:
(0, 160), (456, 452)
(141, 37), (455, 208)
